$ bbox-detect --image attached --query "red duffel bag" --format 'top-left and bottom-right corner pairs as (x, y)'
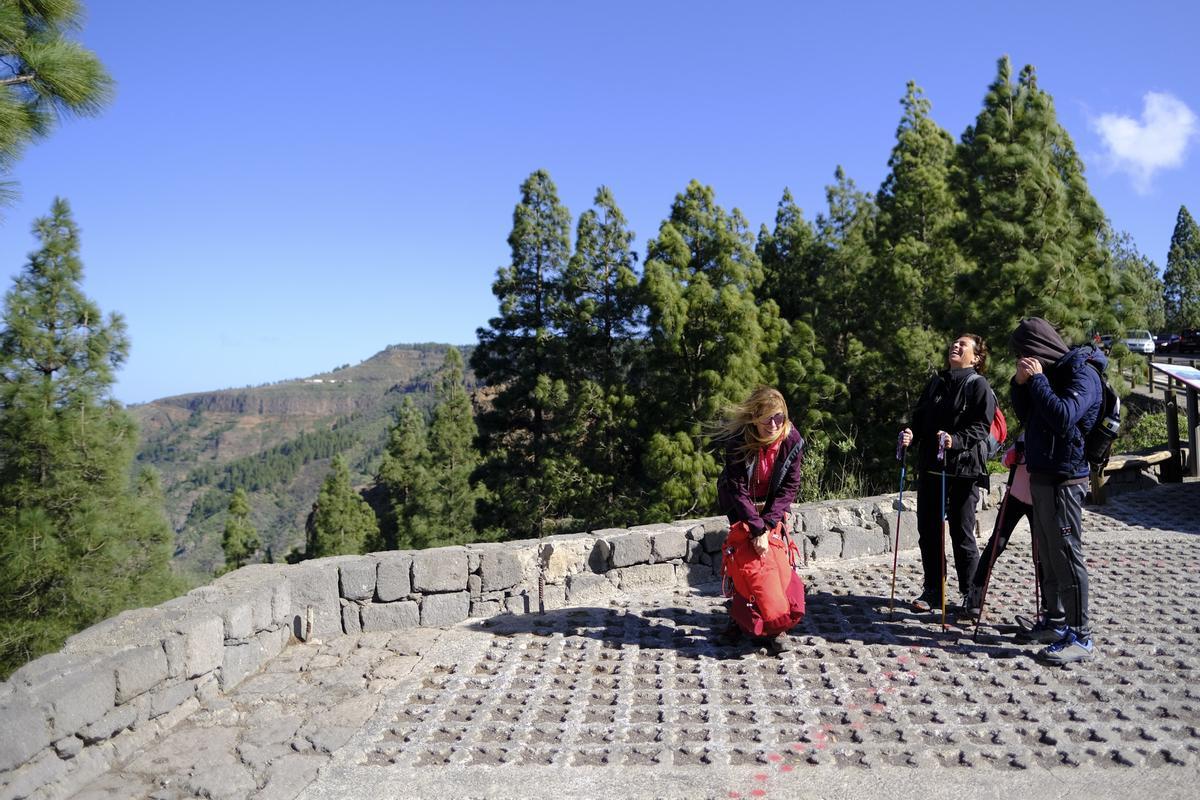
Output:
(721, 520), (806, 637)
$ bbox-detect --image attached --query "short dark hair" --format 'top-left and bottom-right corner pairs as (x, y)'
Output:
(959, 332), (988, 375)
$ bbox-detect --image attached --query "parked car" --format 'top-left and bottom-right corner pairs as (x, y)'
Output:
(1123, 329), (1155, 355)
(1171, 329), (1200, 354)
(1156, 333), (1180, 352)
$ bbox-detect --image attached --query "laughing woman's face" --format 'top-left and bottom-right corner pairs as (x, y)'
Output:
(948, 336), (978, 369)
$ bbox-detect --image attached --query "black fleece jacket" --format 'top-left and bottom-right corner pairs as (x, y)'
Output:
(909, 367), (993, 478)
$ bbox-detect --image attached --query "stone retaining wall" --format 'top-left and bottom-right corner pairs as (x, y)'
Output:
(0, 487), (1000, 800)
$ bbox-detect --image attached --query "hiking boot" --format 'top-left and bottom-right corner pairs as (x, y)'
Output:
(767, 635), (795, 655)
(715, 623), (742, 647)
(958, 588), (982, 619)
(1017, 619), (1068, 643)
(1014, 613), (1040, 632)
(1037, 630), (1096, 665)
(911, 592), (937, 612)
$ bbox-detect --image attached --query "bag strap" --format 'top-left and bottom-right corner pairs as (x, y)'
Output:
(763, 437), (802, 512)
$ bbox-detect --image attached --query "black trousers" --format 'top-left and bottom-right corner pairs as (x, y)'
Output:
(916, 471), (980, 600)
(970, 495), (1034, 589)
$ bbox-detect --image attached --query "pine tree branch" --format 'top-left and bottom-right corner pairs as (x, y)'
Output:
(0, 72), (34, 87)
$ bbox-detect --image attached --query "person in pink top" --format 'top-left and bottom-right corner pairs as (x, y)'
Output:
(961, 435), (1040, 620)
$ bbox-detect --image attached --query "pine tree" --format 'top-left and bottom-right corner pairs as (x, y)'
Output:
(220, 488), (259, 572)
(873, 82), (965, 336)
(0, 198), (181, 677)
(758, 189), (820, 325)
(811, 167), (878, 363)
(558, 186), (642, 525)
(1102, 224), (1163, 333)
(1163, 206), (1200, 330)
(851, 82), (964, 485)
(955, 57), (1107, 347)
(0, 0), (113, 207)
(309, 455), (378, 557)
(637, 180), (782, 519)
(472, 169), (576, 537)
(422, 348), (484, 544)
(756, 190), (845, 498)
(375, 397), (431, 549)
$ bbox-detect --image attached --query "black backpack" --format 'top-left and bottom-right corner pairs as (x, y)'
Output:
(1082, 350), (1120, 473)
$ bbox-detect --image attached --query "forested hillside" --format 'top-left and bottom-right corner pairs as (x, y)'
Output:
(130, 344), (474, 575)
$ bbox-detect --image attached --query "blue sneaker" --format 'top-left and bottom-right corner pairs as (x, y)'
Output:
(1016, 619), (1067, 643)
(1037, 630), (1096, 665)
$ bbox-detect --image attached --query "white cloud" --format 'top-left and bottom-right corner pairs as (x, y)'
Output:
(1093, 92), (1197, 193)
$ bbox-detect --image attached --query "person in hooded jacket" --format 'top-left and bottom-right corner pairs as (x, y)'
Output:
(1009, 317), (1103, 664)
(899, 334), (995, 615)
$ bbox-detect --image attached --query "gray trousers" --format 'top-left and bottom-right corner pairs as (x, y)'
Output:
(1029, 480), (1091, 637)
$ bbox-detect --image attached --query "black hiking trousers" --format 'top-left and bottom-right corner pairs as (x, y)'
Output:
(970, 495), (1034, 590)
(916, 471), (980, 602)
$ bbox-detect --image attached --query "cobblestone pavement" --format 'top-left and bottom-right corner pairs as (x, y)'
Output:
(73, 483), (1200, 800)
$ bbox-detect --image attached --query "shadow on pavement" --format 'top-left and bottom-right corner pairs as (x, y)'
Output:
(462, 588), (1030, 661)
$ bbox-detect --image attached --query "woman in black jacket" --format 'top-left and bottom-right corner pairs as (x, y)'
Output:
(898, 334), (994, 614)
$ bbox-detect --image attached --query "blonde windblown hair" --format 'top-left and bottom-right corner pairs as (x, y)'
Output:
(712, 386), (790, 462)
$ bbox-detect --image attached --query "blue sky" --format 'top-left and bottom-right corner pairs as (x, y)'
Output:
(2, 1), (1197, 404)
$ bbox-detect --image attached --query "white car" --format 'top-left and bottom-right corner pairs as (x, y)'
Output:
(1123, 329), (1155, 355)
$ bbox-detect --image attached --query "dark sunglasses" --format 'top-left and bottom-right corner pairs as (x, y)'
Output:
(763, 412), (786, 426)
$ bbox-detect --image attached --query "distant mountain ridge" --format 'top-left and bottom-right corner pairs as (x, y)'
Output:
(132, 343), (474, 577)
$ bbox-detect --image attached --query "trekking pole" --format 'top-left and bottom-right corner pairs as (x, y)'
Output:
(1030, 519), (1041, 626)
(938, 435), (948, 632)
(972, 464), (1017, 641)
(888, 439), (907, 620)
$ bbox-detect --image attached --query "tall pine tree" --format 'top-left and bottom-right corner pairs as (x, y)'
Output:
(472, 170), (577, 537)
(0, 198), (181, 677)
(955, 57), (1107, 347)
(853, 82), (965, 484)
(637, 180), (781, 519)
(558, 186), (642, 525)
(756, 190), (844, 498)
(1163, 205), (1200, 331)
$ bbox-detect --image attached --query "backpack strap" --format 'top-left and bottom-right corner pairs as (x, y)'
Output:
(763, 434), (803, 512)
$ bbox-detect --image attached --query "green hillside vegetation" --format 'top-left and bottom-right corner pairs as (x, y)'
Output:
(130, 344), (474, 575)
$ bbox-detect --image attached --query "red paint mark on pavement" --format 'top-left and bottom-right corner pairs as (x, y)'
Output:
(781, 764), (794, 773)
(754, 773), (768, 782)
(767, 753), (782, 762)
(751, 791), (767, 798)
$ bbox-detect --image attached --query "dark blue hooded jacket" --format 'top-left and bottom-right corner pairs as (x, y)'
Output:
(1011, 345), (1105, 480)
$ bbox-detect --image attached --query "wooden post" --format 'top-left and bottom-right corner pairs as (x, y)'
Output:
(1165, 377), (1183, 483)
(1188, 386), (1199, 478)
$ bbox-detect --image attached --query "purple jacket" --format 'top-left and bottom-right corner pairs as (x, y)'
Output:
(716, 426), (805, 534)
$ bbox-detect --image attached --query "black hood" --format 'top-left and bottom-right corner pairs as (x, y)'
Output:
(1009, 317), (1069, 367)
